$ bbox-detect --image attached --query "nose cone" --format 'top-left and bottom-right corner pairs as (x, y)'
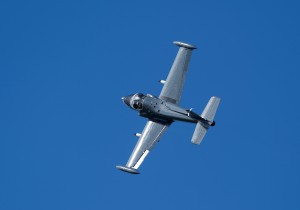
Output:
(122, 95), (132, 107)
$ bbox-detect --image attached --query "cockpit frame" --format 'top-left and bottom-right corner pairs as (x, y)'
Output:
(130, 93), (146, 110)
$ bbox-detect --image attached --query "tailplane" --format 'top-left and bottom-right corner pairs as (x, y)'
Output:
(201, 96), (221, 122)
(191, 97), (221, 145)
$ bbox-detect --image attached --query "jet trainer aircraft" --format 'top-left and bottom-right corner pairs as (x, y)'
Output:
(116, 41), (221, 174)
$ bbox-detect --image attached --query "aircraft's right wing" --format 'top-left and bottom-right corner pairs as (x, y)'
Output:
(116, 120), (170, 174)
(159, 41), (197, 105)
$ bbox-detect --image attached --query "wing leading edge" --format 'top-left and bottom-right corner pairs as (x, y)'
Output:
(116, 120), (169, 174)
(159, 41), (197, 105)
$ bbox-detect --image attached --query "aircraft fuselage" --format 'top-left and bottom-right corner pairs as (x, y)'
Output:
(122, 93), (212, 125)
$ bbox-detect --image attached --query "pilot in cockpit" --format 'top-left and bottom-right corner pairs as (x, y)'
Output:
(133, 100), (143, 109)
(132, 93), (145, 110)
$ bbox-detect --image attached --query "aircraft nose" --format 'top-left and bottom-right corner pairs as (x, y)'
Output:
(122, 96), (132, 107)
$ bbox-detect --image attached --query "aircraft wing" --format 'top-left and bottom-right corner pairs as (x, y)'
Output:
(116, 120), (170, 174)
(159, 41), (197, 105)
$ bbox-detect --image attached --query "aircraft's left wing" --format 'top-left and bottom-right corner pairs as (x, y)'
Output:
(116, 120), (170, 174)
(159, 41), (197, 105)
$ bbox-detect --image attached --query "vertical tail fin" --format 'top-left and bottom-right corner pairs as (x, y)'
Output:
(191, 97), (221, 145)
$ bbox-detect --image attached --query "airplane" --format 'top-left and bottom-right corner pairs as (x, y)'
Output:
(116, 41), (221, 174)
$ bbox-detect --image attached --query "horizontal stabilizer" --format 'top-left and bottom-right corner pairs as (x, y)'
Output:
(201, 97), (221, 122)
(192, 96), (221, 145)
(191, 122), (209, 145)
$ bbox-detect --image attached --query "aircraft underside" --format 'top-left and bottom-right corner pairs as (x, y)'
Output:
(117, 41), (220, 174)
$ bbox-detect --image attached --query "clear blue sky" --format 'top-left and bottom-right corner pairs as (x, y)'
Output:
(1, 0), (300, 209)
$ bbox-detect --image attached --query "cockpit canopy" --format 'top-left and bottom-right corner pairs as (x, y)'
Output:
(130, 93), (145, 110)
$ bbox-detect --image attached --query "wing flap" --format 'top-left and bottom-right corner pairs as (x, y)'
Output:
(125, 120), (169, 170)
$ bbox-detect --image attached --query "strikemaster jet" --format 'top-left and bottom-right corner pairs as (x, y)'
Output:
(116, 41), (221, 174)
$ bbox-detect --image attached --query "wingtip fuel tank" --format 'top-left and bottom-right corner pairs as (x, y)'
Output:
(116, 165), (140, 174)
(173, 41), (197, 49)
